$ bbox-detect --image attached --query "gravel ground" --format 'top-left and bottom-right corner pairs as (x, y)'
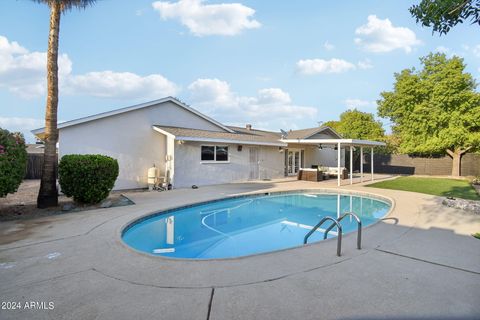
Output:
(0, 180), (134, 221)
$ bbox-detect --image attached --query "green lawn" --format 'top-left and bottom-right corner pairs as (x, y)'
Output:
(367, 176), (480, 200)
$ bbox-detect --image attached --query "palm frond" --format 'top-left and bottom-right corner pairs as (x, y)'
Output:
(31, 0), (97, 12)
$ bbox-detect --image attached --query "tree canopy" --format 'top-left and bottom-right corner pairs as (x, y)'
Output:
(32, 0), (96, 12)
(377, 53), (480, 175)
(324, 109), (385, 141)
(410, 0), (480, 35)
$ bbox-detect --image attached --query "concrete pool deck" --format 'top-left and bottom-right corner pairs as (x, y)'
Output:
(1, 178), (479, 319)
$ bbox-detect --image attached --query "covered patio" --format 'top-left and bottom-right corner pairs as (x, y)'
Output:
(281, 138), (386, 186)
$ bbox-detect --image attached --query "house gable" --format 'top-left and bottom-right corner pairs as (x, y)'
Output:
(306, 127), (342, 140)
(285, 126), (342, 141)
(32, 97), (233, 138)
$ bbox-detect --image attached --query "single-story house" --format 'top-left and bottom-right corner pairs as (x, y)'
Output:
(32, 97), (384, 189)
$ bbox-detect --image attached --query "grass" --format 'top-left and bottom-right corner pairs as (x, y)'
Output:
(367, 176), (480, 201)
(473, 233), (480, 240)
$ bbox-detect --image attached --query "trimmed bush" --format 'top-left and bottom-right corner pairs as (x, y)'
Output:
(59, 154), (119, 204)
(0, 128), (27, 197)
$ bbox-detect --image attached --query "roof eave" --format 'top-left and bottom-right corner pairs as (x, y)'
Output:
(281, 138), (386, 147)
(176, 136), (287, 147)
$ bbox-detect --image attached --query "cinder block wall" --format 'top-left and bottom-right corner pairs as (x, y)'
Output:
(359, 153), (480, 176)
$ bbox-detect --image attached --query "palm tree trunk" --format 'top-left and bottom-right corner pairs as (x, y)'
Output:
(37, 2), (61, 208)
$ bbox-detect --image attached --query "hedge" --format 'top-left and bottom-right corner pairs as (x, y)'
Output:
(59, 154), (119, 204)
(0, 128), (27, 197)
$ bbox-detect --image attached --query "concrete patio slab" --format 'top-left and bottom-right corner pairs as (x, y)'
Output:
(212, 250), (480, 320)
(1, 178), (479, 319)
(1, 269), (211, 320)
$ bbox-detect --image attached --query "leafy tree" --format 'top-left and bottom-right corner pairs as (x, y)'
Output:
(378, 53), (480, 176)
(324, 110), (386, 169)
(33, 0), (96, 208)
(324, 109), (385, 141)
(410, 0), (480, 35)
(0, 129), (27, 197)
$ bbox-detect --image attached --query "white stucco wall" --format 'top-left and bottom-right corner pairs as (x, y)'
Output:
(58, 101), (228, 190)
(286, 143), (345, 169)
(173, 141), (285, 188)
(294, 131), (346, 168)
(306, 147), (345, 168)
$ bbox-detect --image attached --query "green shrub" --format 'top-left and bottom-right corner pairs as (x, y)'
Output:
(0, 128), (27, 197)
(59, 154), (119, 204)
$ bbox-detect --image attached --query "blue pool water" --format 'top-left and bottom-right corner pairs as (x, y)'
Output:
(122, 192), (390, 259)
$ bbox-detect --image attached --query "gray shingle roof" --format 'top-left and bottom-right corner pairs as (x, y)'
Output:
(153, 126), (286, 146)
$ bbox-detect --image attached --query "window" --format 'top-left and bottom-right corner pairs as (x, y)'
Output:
(216, 146), (228, 161)
(201, 146), (215, 161)
(201, 146), (229, 162)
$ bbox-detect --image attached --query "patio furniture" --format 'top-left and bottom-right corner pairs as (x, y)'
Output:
(323, 167), (348, 179)
(297, 168), (324, 181)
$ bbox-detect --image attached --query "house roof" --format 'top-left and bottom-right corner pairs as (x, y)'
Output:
(31, 96), (234, 139)
(227, 126), (282, 139)
(285, 126), (342, 139)
(26, 144), (45, 154)
(153, 125), (287, 147)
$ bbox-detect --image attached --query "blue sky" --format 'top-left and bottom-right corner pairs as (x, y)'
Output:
(1, 0), (479, 142)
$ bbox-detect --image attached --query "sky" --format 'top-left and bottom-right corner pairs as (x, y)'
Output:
(0, 0), (479, 142)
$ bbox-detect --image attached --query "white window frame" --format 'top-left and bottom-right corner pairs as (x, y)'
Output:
(201, 145), (230, 163)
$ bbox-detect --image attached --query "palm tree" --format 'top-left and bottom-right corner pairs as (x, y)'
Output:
(34, 0), (96, 208)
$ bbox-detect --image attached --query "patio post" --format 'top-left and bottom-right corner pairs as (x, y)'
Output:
(337, 142), (341, 187)
(371, 147), (374, 181)
(360, 146), (363, 183)
(349, 145), (353, 185)
(337, 194), (341, 218)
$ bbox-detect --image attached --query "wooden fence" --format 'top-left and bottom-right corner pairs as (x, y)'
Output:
(25, 154), (58, 179)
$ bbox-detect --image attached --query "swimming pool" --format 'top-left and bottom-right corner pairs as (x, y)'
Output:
(122, 191), (391, 259)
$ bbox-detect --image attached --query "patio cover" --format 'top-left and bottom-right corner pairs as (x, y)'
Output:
(281, 138), (386, 186)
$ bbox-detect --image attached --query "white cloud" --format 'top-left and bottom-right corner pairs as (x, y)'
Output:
(0, 35), (179, 99)
(460, 43), (480, 57)
(256, 75), (271, 82)
(187, 78), (317, 130)
(187, 78), (236, 107)
(257, 88), (291, 105)
(64, 71), (178, 99)
(0, 35), (71, 98)
(435, 46), (450, 54)
(152, 0), (261, 36)
(0, 117), (44, 142)
(357, 59), (373, 70)
(296, 58), (356, 75)
(354, 15), (421, 53)
(472, 44), (480, 57)
(344, 98), (375, 111)
(323, 41), (334, 51)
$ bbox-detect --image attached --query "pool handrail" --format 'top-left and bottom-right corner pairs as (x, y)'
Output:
(324, 212), (362, 250)
(303, 216), (342, 256)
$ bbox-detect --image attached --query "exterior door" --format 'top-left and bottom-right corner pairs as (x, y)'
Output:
(249, 147), (259, 180)
(287, 149), (302, 176)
